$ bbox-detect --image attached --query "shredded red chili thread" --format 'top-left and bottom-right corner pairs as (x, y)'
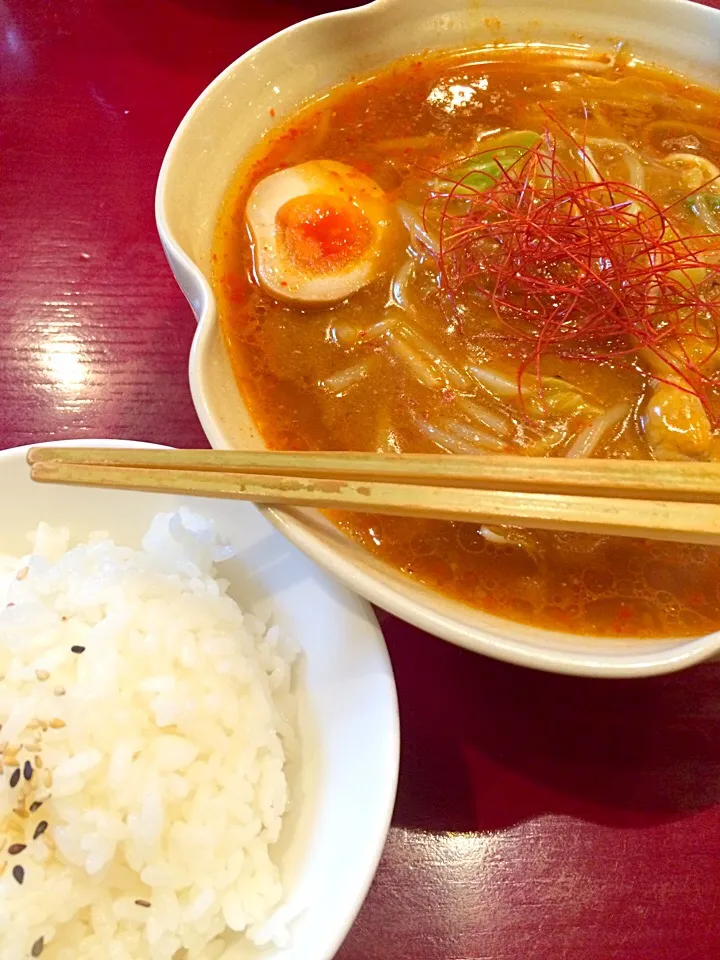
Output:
(426, 121), (720, 420)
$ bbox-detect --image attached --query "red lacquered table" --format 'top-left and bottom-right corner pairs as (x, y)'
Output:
(4, 1), (720, 957)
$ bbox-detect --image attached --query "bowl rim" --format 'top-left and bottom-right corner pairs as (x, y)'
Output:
(155, 0), (720, 678)
(13, 437), (400, 959)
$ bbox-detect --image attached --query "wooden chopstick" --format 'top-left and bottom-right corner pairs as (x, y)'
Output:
(26, 446), (720, 502)
(26, 447), (720, 546)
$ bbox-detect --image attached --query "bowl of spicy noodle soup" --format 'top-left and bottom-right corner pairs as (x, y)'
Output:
(157, 0), (720, 676)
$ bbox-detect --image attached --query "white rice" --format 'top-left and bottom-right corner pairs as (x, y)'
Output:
(0, 509), (297, 960)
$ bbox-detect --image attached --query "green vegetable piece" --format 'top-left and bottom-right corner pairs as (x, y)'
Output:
(449, 130), (541, 195)
(524, 377), (601, 419)
(687, 193), (720, 215)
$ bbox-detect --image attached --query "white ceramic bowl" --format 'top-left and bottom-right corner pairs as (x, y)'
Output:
(156, 0), (720, 677)
(8, 439), (399, 960)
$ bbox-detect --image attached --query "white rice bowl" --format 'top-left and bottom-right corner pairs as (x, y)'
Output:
(0, 508), (298, 960)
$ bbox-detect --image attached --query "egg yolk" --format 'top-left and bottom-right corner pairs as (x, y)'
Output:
(276, 193), (373, 275)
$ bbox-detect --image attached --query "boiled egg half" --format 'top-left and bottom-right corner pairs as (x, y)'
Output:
(246, 160), (395, 305)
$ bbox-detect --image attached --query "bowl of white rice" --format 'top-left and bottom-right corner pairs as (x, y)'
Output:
(0, 440), (399, 960)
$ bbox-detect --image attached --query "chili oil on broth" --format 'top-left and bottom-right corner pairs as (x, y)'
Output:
(212, 45), (720, 639)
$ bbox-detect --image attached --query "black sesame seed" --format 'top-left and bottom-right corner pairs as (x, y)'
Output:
(33, 820), (48, 840)
(9, 768), (20, 788)
(8, 843), (26, 855)
(135, 899), (151, 908)
(23, 760), (33, 781)
(29, 801), (42, 813)
(70, 645), (85, 654)
(31, 937), (44, 957)
(12, 864), (24, 885)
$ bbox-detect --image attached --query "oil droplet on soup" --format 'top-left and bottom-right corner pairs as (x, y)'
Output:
(213, 45), (720, 638)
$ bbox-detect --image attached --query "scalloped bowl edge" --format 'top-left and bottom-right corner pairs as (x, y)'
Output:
(156, 0), (720, 677)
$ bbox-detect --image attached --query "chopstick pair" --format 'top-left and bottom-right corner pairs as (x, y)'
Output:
(27, 447), (720, 545)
